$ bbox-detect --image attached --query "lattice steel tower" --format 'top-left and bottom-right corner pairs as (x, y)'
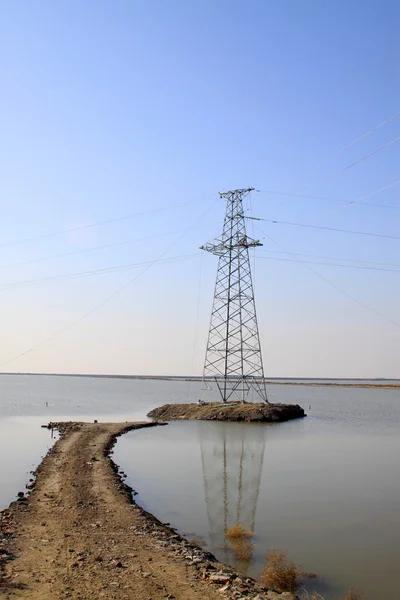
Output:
(200, 188), (268, 403)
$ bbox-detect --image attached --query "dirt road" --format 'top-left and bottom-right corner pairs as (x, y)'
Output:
(0, 422), (284, 600)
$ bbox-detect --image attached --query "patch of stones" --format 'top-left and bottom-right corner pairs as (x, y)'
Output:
(1, 484), (34, 584)
(0, 509), (17, 586)
(125, 521), (298, 600)
(43, 421), (82, 439)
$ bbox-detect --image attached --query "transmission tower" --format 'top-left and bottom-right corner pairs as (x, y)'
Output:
(200, 188), (268, 403)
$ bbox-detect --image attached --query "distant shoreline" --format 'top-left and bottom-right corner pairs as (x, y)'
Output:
(263, 380), (400, 389)
(0, 371), (399, 388)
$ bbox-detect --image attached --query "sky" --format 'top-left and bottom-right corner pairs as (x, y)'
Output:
(0, 0), (399, 378)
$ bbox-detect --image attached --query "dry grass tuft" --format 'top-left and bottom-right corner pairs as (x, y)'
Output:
(342, 590), (365, 600)
(231, 538), (254, 561)
(260, 549), (300, 592)
(225, 524), (253, 539)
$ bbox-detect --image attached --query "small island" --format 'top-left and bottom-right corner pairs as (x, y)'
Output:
(147, 401), (306, 423)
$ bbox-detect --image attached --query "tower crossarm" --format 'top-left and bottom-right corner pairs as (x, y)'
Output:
(200, 236), (263, 256)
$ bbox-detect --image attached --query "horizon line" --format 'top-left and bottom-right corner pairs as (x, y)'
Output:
(0, 372), (397, 381)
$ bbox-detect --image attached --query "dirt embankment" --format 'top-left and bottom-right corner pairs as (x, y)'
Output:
(147, 402), (306, 423)
(0, 421), (297, 600)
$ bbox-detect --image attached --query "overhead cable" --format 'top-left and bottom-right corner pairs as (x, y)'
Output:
(300, 134), (400, 195)
(273, 107), (400, 197)
(257, 255), (400, 273)
(0, 253), (200, 292)
(300, 109), (400, 184)
(258, 181), (400, 209)
(4, 245), (400, 295)
(0, 226), (206, 270)
(0, 193), (217, 250)
(253, 218), (400, 241)
(254, 225), (400, 330)
(0, 200), (219, 367)
(346, 180), (400, 205)
(259, 249), (400, 269)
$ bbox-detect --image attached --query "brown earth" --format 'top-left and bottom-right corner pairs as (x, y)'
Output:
(0, 421), (296, 600)
(147, 402), (305, 423)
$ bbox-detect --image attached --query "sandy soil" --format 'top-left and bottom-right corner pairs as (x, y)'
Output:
(0, 421), (291, 600)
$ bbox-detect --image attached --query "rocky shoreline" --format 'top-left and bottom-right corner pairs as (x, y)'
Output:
(0, 421), (299, 600)
(147, 402), (306, 423)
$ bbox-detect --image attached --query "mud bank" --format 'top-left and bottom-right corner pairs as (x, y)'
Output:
(148, 402), (306, 423)
(0, 421), (298, 600)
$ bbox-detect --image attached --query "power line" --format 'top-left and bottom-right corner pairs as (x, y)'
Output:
(253, 217), (400, 241)
(0, 193), (217, 250)
(0, 226), (206, 270)
(0, 253), (199, 292)
(259, 249), (400, 269)
(3, 245), (399, 294)
(17, 214), (400, 290)
(187, 253), (203, 402)
(0, 200), (219, 367)
(300, 134), (400, 195)
(258, 181), (400, 209)
(257, 255), (400, 274)
(254, 225), (400, 330)
(274, 107), (400, 198)
(346, 180), (400, 206)
(299, 109), (400, 185)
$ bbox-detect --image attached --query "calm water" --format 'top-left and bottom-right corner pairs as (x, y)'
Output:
(1, 374), (399, 599)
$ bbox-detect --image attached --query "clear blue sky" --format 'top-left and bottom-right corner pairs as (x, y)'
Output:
(0, 0), (399, 377)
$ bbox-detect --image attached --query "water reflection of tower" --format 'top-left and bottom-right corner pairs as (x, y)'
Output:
(199, 422), (267, 564)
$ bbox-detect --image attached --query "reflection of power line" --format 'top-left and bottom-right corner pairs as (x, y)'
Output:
(199, 422), (267, 566)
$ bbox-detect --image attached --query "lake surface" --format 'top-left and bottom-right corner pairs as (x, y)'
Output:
(1, 374), (399, 599)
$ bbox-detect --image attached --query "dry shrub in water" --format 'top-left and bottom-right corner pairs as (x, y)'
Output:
(261, 549), (300, 592)
(231, 539), (254, 561)
(342, 590), (365, 600)
(225, 524), (253, 539)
